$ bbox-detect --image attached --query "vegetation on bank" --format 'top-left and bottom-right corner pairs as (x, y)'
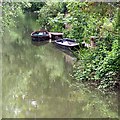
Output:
(2, 2), (120, 91)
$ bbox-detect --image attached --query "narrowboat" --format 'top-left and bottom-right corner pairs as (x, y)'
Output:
(31, 30), (50, 41)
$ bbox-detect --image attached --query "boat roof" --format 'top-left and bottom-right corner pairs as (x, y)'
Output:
(49, 32), (63, 35)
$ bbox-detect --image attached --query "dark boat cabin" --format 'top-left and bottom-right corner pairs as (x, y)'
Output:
(50, 32), (63, 40)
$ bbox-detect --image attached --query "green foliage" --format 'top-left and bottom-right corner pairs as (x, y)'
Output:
(73, 33), (120, 90)
(64, 2), (87, 40)
(2, 2), (30, 29)
(49, 13), (65, 32)
(23, 2), (45, 12)
(37, 2), (63, 30)
(71, 3), (120, 90)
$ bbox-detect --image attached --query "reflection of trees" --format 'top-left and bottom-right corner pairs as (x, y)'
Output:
(2, 37), (72, 117)
(63, 54), (73, 74)
(27, 43), (71, 98)
(2, 38), (118, 118)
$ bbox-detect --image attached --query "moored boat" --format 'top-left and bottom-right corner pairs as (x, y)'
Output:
(54, 38), (79, 50)
(31, 30), (50, 41)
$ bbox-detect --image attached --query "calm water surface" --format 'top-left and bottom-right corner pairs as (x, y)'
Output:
(2, 13), (118, 118)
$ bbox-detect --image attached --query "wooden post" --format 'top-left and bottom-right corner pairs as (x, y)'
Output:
(64, 13), (72, 30)
(90, 36), (96, 48)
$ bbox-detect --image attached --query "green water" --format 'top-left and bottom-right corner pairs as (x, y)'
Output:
(2, 13), (118, 118)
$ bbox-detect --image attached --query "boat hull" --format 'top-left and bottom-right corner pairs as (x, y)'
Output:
(31, 30), (50, 41)
(54, 38), (80, 51)
(31, 36), (50, 41)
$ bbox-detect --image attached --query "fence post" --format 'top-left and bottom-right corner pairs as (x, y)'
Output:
(90, 36), (96, 48)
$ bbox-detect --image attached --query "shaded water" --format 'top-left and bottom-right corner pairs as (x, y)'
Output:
(2, 13), (118, 118)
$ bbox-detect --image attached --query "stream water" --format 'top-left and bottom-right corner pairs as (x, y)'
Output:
(2, 13), (118, 118)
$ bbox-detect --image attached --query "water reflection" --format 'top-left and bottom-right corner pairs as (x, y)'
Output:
(31, 41), (49, 46)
